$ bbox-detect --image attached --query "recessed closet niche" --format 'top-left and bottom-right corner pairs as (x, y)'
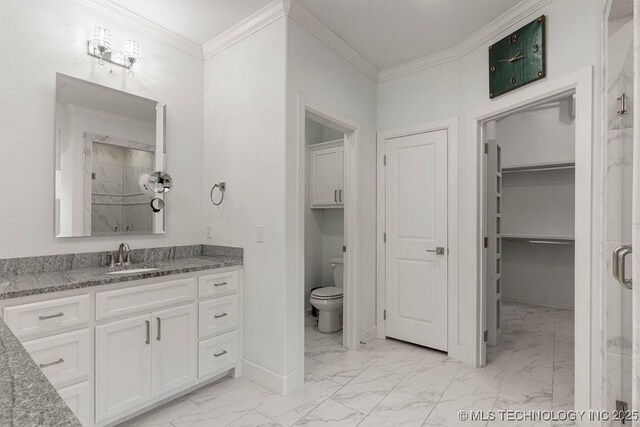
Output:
(486, 97), (576, 343)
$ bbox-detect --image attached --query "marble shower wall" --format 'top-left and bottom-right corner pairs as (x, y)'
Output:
(91, 141), (154, 235)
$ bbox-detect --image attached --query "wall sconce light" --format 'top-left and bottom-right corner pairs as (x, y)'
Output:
(88, 27), (142, 76)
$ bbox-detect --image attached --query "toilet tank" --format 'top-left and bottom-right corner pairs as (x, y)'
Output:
(330, 257), (344, 288)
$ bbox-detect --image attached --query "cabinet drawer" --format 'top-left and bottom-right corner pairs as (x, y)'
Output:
(58, 381), (91, 427)
(96, 278), (197, 321)
(23, 329), (90, 389)
(199, 295), (238, 339)
(199, 270), (238, 299)
(4, 295), (90, 340)
(199, 331), (238, 378)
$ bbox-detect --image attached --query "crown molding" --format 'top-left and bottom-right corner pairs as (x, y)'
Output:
(286, 2), (380, 82)
(378, 0), (552, 82)
(71, 0), (204, 60)
(203, 0), (287, 60)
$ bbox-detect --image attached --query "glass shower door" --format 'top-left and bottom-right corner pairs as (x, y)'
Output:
(605, 0), (634, 421)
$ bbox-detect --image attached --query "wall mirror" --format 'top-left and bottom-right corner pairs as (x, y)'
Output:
(55, 73), (166, 237)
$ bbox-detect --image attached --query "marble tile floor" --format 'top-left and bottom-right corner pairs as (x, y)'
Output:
(120, 302), (574, 427)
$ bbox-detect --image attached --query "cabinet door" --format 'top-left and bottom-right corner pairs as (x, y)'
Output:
(337, 146), (345, 206)
(311, 147), (340, 207)
(96, 314), (152, 423)
(152, 304), (197, 397)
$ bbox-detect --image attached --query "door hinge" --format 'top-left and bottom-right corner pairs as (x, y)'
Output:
(484, 237), (488, 248)
(383, 232), (386, 243)
(383, 155), (386, 166)
(616, 400), (629, 424)
(484, 142), (488, 154)
(342, 245), (346, 253)
(483, 330), (488, 342)
(383, 310), (386, 320)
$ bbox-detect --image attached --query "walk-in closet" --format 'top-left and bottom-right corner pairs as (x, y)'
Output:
(485, 97), (576, 358)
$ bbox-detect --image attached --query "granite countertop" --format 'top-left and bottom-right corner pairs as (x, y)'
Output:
(0, 317), (81, 426)
(0, 255), (243, 300)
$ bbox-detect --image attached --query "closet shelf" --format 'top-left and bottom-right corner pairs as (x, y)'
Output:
(502, 234), (574, 244)
(502, 161), (575, 174)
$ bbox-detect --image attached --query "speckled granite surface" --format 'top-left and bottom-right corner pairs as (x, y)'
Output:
(0, 245), (243, 277)
(0, 255), (243, 300)
(0, 318), (80, 426)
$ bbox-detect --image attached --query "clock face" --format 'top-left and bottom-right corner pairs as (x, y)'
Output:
(489, 15), (546, 99)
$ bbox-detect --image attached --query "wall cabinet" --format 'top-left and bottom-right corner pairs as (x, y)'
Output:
(1, 266), (241, 427)
(310, 140), (344, 208)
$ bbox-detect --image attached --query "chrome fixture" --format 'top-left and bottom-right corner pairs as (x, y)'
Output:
(617, 93), (628, 116)
(88, 27), (142, 76)
(106, 243), (132, 267)
(612, 245), (632, 290)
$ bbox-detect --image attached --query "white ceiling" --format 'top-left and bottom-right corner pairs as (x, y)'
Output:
(107, 0), (273, 45)
(104, 0), (523, 70)
(298, 0), (523, 70)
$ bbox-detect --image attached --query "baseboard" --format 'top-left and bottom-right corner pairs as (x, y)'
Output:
(359, 325), (377, 345)
(502, 297), (574, 310)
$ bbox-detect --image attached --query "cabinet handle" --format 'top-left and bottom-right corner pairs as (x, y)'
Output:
(334, 190), (338, 203)
(339, 189), (343, 203)
(214, 282), (228, 287)
(39, 358), (64, 368)
(39, 312), (64, 321)
(214, 350), (227, 358)
(145, 320), (150, 345)
(157, 317), (161, 341)
(214, 313), (228, 319)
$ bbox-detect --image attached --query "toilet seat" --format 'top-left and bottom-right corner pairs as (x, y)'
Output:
(311, 286), (343, 300)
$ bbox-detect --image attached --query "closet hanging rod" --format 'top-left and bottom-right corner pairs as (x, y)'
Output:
(502, 162), (575, 174)
(527, 240), (573, 245)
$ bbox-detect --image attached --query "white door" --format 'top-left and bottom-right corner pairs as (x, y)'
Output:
(96, 314), (152, 422)
(311, 147), (340, 206)
(152, 303), (198, 396)
(385, 129), (448, 350)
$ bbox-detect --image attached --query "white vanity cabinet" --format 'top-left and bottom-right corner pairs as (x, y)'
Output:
(310, 140), (344, 208)
(1, 265), (242, 427)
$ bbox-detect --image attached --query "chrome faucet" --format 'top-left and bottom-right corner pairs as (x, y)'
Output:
(116, 243), (131, 266)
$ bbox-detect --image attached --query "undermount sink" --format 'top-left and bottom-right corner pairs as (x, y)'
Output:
(106, 267), (159, 275)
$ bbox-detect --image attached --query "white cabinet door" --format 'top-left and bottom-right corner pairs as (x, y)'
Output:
(337, 145), (345, 206)
(152, 304), (197, 397)
(96, 314), (152, 423)
(384, 129), (448, 351)
(311, 146), (341, 207)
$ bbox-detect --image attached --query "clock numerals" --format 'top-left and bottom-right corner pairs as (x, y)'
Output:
(533, 43), (539, 53)
(510, 76), (517, 85)
(490, 65), (496, 73)
(509, 34), (517, 45)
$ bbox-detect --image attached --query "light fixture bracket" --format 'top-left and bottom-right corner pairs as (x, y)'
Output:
(87, 41), (137, 70)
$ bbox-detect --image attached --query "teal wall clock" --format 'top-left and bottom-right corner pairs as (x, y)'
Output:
(489, 15), (546, 99)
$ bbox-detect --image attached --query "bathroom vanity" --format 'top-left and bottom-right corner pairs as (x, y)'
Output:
(0, 248), (242, 426)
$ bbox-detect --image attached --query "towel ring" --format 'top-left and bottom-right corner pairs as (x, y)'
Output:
(210, 182), (226, 206)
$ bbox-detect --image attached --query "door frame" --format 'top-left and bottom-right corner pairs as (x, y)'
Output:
(376, 117), (459, 348)
(468, 67), (597, 414)
(294, 95), (360, 389)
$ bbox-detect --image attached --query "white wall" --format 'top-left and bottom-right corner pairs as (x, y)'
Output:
(0, 0), (204, 258)
(285, 16), (378, 388)
(377, 0), (603, 395)
(203, 17), (288, 388)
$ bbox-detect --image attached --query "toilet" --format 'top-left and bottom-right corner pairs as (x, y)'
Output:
(310, 257), (344, 333)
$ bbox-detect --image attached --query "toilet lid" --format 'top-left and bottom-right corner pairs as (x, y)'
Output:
(311, 287), (343, 299)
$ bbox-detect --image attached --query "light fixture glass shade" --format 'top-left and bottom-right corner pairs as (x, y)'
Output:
(93, 27), (111, 51)
(123, 40), (142, 63)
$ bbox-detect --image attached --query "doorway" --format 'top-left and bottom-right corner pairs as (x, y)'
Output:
(470, 67), (595, 413)
(482, 97), (577, 413)
(295, 99), (361, 391)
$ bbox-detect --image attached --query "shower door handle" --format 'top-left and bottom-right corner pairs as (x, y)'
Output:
(613, 245), (632, 290)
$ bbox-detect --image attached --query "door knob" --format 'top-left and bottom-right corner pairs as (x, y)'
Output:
(427, 247), (446, 255)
